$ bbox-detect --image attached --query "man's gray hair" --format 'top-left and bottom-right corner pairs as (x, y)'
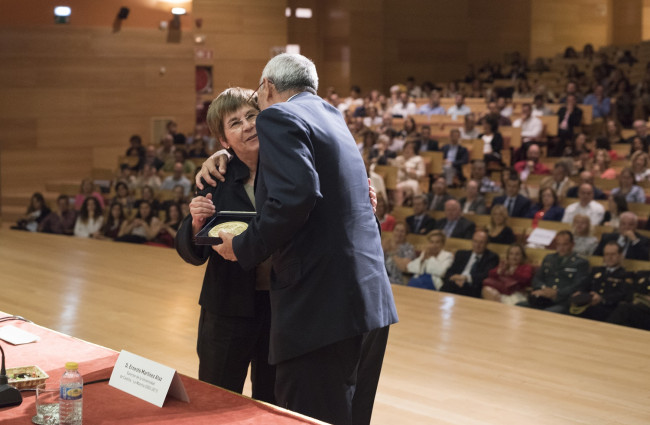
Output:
(260, 53), (318, 94)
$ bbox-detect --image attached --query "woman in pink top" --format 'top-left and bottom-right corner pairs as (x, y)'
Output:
(74, 178), (105, 210)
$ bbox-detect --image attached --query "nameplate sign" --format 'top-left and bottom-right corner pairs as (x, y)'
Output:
(109, 350), (189, 407)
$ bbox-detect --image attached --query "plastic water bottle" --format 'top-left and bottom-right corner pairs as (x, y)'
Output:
(59, 362), (83, 425)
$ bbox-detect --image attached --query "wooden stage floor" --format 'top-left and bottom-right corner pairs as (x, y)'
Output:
(1, 228), (649, 424)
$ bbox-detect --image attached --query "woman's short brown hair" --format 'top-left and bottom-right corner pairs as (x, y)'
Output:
(206, 87), (259, 143)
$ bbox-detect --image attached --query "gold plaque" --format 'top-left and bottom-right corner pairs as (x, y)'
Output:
(208, 221), (248, 238)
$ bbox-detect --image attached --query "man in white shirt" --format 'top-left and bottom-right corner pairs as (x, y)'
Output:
(562, 183), (605, 226)
(391, 92), (417, 118)
(446, 94), (471, 120)
(460, 113), (480, 139)
(161, 162), (192, 195)
(512, 103), (544, 143)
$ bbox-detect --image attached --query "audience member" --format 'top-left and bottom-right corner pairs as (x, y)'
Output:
(406, 195), (436, 235)
(142, 144), (165, 172)
(368, 134), (396, 165)
(482, 244), (533, 305)
(116, 200), (161, 244)
(582, 84), (611, 119)
(607, 273), (650, 330)
(442, 128), (469, 185)
(601, 193), (628, 229)
(418, 91), (445, 116)
(478, 117), (504, 165)
(73, 196), (103, 238)
(161, 162), (192, 196)
(514, 143), (550, 179)
(459, 113), (480, 140)
(570, 241), (633, 321)
(406, 230), (454, 290)
(556, 94), (583, 155)
(626, 119), (650, 146)
(166, 120), (186, 145)
(416, 126), (439, 152)
(376, 195), (395, 232)
(566, 171), (607, 200)
(447, 94), (471, 120)
(125, 134), (145, 159)
(604, 119), (624, 145)
(163, 148), (195, 176)
(435, 199), (475, 239)
(492, 175), (532, 217)
(112, 181), (135, 214)
(486, 204), (517, 245)
(12, 192), (51, 232)
(540, 162), (572, 201)
(532, 94), (553, 117)
(592, 148), (617, 179)
(513, 103), (543, 143)
(440, 230), (499, 298)
(38, 195), (76, 235)
(459, 180), (487, 215)
(134, 185), (161, 214)
(100, 202), (126, 240)
(610, 167), (646, 203)
(572, 214), (598, 257)
(391, 91), (417, 118)
(427, 177), (454, 211)
(382, 222), (416, 284)
(518, 230), (589, 313)
(394, 141), (426, 206)
(594, 211), (649, 260)
(562, 183), (605, 226)
(526, 187), (565, 226)
(629, 136), (648, 158)
(154, 203), (182, 248)
(74, 178), (105, 210)
(471, 160), (500, 194)
(157, 133), (176, 163)
(630, 151), (650, 182)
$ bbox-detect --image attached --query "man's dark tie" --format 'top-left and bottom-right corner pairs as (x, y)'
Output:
(506, 198), (514, 216)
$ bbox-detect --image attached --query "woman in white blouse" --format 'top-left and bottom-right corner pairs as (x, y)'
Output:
(394, 141), (426, 206)
(73, 196), (104, 238)
(406, 230), (454, 290)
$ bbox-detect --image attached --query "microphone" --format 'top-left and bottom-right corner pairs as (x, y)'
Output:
(0, 342), (22, 408)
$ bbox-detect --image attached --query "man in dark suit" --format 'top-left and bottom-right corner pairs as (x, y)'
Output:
(594, 212), (650, 261)
(440, 230), (499, 298)
(407, 194), (436, 234)
(491, 175), (531, 217)
(214, 54), (398, 425)
(417, 125), (439, 152)
(566, 171), (607, 200)
(435, 199), (476, 239)
(442, 128), (469, 185)
(555, 93), (583, 155)
(427, 176), (454, 211)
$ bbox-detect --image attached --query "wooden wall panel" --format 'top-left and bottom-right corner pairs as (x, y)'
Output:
(530, 0), (610, 58)
(611, 0), (642, 46)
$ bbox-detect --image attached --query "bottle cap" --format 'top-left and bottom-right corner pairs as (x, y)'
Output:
(65, 362), (78, 370)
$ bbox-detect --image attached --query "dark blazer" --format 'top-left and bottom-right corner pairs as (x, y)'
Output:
(427, 192), (453, 211)
(557, 107), (583, 137)
(477, 132), (504, 156)
(435, 217), (476, 239)
(491, 194), (532, 218)
(440, 249), (500, 298)
(488, 226), (516, 245)
(566, 185), (607, 200)
(459, 196), (487, 215)
(175, 156), (258, 317)
(525, 204), (565, 221)
(442, 144), (469, 180)
(419, 138), (439, 152)
(406, 213), (436, 235)
(594, 232), (650, 261)
(232, 92), (398, 364)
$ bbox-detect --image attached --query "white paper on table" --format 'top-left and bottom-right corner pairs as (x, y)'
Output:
(0, 325), (40, 345)
(526, 228), (557, 246)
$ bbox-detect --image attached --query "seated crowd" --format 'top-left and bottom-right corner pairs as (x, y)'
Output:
(11, 122), (207, 248)
(10, 44), (650, 331)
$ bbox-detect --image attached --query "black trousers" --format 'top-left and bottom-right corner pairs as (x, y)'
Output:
(607, 302), (650, 331)
(196, 291), (275, 404)
(274, 326), (390, 425)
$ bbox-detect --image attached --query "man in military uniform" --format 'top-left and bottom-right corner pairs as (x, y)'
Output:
(569, 241), (634, 321)
(607, 268), (650, 331)
(518, 230), (590, 313)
